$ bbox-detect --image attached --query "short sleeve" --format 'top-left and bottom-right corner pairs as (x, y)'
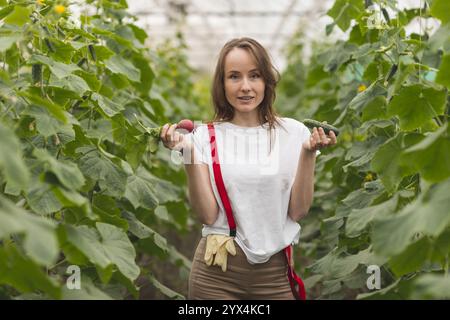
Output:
(185, 125), (209, 164)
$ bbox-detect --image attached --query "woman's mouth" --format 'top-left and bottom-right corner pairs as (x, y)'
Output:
(238, 96), (254, 103)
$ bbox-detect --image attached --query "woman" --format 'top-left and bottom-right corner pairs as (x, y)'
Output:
(160, 37), (337, 299)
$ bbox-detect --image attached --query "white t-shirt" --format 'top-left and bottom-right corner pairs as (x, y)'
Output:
(185, 117), (319, 264)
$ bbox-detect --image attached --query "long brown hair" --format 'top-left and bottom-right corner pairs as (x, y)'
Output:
(211, 37), (284, 151)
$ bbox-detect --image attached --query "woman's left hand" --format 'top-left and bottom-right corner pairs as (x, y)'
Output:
(302, 127), (337, 152)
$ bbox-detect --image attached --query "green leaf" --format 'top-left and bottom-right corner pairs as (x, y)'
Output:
(30, 55), (80, 79)
(430, 0), (450, 24)
(321, 41), (358, 73)
(362, 60), (390, 83)
(372, 178), (450, 257)
(82, 118), (113, 141)
(33, 148), (85, 190)
(436, 54), (450, 89)
(361, 96), (388, 121)
(122, 135), (147, 170)
(69, 41), (88, 50)
(128, 24), (148, 44)
(335, 181), (384, 218)
(110, 73), (130, 89)
(50, 74), (90, 96)
(22, 105), (74, 138)
(346, 194), (398, 238)
(430, 228), (450, 264)
(389, 237), (431, 276)
(343, 136), (386, 172)
(0, 33), (21, 52)
(357, 279), (402, 300)
(154, 205), (170, 222)
(3, 5), (30, 26)
(148, 273), (185, 300)
(133, 55), (154, 94)
(91, 93), (125, 117)
(327, 0), (365, 32)
(92, 194), (129, 230)
(124, 174), (159, 210)
(410, 274), (450, 299)
(96, 264), (114, 284)
(135, 167), (181, 204)
(25, 181), (63, 216)
(65, 222), (140, 282)
(112, 269), (139, 299)
(348, 80), (386, 113)
(0, 245), (60, 299)
(74, 70), (101, 92)
(77, 148), (128, 197)
(401, 124), (450, 182)
(387, 84), (447, 131)
(89, 45), (115, 61)
(105, 55), (140, 82)
(19, 91), (68, 124)
(0, 4), (14, 20)
(371, 133), (422, 191)
(0, 123), (30, 190)
(122, 211), (169, 251)
(48, 38), (76, 64)
(62, 276), (114, 300)
(308, 247), (384, 279)
(0, 195), (58, 266)
(53, 188), (93, 219)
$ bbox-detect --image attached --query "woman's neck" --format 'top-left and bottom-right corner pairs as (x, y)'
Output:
(230, 112), (264, 127)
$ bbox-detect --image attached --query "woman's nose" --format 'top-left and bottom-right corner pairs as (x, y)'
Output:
(240, 77), (251, 91)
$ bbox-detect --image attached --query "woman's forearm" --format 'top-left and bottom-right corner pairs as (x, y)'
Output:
(288, 147), (316, 221)
(183, 144), (219, 225)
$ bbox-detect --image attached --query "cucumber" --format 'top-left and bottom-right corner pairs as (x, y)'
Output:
(88, 44), (96, 61)
(77, 57), (87, 67)
(381, 8), (390, 23)
(57, 26), (65, 38)
(32, 64), (42, 84)
(303, 119), (340, 137)
(44, 38), (55, 52)
(386, 64), (398, 82)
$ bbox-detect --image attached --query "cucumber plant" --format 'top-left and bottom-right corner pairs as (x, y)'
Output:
(0, 0), (206, 300)
(278, 0), (450, 300)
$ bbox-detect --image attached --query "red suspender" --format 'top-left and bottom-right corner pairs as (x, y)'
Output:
(207, 123), (236, 237)
(284, 246), (307, 300)
(206, 122), (306, 300)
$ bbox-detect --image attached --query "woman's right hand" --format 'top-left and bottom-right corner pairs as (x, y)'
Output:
(160, 123), (190, 152)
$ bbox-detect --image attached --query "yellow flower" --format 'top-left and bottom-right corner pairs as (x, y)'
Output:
(364, 173), (374, 182)
(54, 211), (62, 221)
(54, 5), (66, 14)
(358, 84), (367, 92)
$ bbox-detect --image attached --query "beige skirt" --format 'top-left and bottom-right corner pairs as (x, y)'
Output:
(188, 237), (295, 300)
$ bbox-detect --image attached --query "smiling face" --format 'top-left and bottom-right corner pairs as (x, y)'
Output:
(223, 48), (265, 118)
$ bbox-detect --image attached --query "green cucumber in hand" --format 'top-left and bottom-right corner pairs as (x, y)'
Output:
(303, 119), (340, 137)
(134, 114), (194, 153)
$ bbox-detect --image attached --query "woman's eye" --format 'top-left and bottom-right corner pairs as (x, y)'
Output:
(250, 73), (261, 79)
(230, 74), (238, 79)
